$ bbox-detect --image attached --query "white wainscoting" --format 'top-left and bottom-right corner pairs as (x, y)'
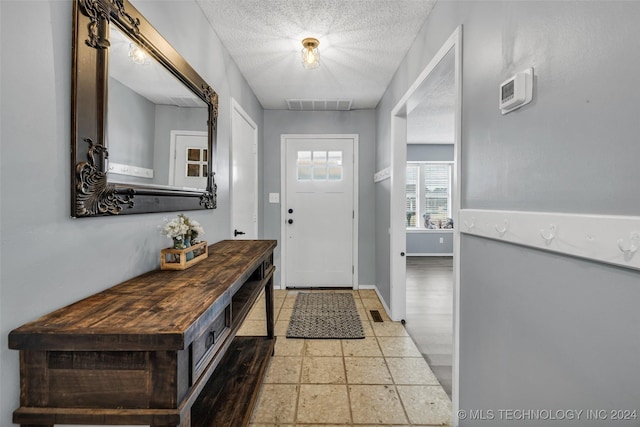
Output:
(460, 209), (640, 271)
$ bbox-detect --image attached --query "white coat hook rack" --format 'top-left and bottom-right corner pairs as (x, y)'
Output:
(464, 217), (475, 230)
(459, 209), (640, 272)
(617, 231), (640, 259)
(540, 224), (557, 244)
(495, 220), (508, 237)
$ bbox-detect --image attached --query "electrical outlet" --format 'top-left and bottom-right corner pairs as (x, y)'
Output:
(439, 237), (444, 244)
(269, 193), (280, 203)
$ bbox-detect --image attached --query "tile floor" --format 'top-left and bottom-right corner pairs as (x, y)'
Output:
(237, 289), (452, 426)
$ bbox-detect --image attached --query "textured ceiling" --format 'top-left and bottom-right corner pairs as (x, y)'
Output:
(195, 0), (437, 110)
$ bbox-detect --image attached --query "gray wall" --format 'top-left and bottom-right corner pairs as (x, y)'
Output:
(407, 231), (453, 255)
(0, 1), (263, 426)
(109, 78), (156, 171)
(262, 110), (376, 287)
(407, 143), (454, 255)
(407, 143), (454, 162)
(375, 1), (640, 425)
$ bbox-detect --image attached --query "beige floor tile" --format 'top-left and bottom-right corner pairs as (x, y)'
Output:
(249, 424), (294, 427)
(251, 384), (298, 424)
(372, 321), (409, 337)
(277, 307), (293, 321)
(281, 297), (297, 308)
(386, 357), (440, 385)
(301, 356), (346, 384)
(274, 338), (305, 356)
(344, 357), (392, 384)
(296, 384), (351, 424)
(377, 336), (422, 357)
(397, 385), (452, 425)
(349, 384), (408, 424)
(361, 297), (384, 309)
(248, 305), (267, 321)
(274, 297), (285, 310)
(274, 320), (290, 336)
(304, 339), (343, 357)
(237, 320), (267, 336)
(342, 337), (382, 357)
(357, 289), (378, 298)
(360, 319), (375, 336)
(264, 356), (302, 383)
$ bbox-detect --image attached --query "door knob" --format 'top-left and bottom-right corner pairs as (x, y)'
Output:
(234, 229), (246, 237)
(288, 208), (294, 214)
(288, 219), (294, 224)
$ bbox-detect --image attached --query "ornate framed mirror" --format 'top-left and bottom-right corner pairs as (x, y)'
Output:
(71, 0), (218, 217)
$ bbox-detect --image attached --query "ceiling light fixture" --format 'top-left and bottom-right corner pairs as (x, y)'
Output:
(301, 37), (320, 70)
(128, 43), (150, 65)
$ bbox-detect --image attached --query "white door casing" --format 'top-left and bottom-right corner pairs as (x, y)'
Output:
(231, 99), (258, 239)
(169, 130), (208, 189)
(281, 134), (359, 288)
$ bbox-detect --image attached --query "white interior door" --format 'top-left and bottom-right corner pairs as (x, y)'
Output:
(283, 136), (356, 287)
(231, 99), (258, 239)
(171, 131), (208, 189)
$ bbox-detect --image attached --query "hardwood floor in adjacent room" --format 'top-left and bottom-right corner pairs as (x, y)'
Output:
(404, 256), (453, 398)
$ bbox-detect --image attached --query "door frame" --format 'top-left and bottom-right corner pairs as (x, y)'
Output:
(230, 98), (258, 239)
(280, 134), (359, 290)
(168, 130), (208, 187)
(389, 26), (462, 423)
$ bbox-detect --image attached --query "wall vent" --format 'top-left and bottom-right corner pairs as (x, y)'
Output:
(286, 98), (352, 111)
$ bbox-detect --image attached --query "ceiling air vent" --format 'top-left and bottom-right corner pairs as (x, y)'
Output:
(286, 98), (352, 111)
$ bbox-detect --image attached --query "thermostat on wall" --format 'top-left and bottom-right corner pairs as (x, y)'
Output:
(499, 68), (533, 114)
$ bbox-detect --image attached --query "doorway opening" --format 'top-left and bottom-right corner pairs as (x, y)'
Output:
(389, 26), (462, 419)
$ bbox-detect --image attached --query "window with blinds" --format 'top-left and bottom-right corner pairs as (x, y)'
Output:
(406, 162), (452, 229)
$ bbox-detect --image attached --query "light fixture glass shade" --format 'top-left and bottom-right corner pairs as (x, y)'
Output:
(128, 43), (150, 65)
(301, 38), (320, 69)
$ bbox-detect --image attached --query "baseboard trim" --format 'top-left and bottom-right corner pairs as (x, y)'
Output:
(407, 253), (454, 257)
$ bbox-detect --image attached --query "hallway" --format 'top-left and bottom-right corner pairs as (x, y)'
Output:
(241, 289), (452, 426)
(404, 256), (453, 398)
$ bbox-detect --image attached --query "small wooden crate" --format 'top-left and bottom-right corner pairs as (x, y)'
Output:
(160, 241), (208, 270)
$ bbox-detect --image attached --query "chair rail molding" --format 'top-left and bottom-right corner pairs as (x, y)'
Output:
(459, 209), (640, 271)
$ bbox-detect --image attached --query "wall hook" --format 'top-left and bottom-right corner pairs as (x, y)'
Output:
(617, 231), (640, 259)
(495, 220), (508, 237)
(540, 224), (557, 244)
(464, 217), (475, 230)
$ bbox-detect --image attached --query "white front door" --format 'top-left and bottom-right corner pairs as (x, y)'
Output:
(283, 135), (357, 288)
(231, 99), (258, 239)
(170, 131), (208, 189)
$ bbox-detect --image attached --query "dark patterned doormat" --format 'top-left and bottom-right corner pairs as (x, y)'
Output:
(286, 293), (365, 339)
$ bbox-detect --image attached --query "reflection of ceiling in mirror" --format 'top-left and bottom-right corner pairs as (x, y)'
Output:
(109, 26), (205, 108)
(407, 50), (455, 144)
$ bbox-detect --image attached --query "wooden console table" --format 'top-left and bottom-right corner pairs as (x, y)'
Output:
(9, 239), (277, 427)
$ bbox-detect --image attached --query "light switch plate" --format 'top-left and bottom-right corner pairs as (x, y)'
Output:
(269, 193), (280, 203)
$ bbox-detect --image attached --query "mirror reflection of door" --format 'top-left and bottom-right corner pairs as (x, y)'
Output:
(170, 130), (208, 189)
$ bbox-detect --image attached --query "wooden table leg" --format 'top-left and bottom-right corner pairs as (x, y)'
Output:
(264, 277), (275, 339)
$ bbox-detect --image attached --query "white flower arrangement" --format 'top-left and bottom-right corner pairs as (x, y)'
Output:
(160, 214), (205, 248)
